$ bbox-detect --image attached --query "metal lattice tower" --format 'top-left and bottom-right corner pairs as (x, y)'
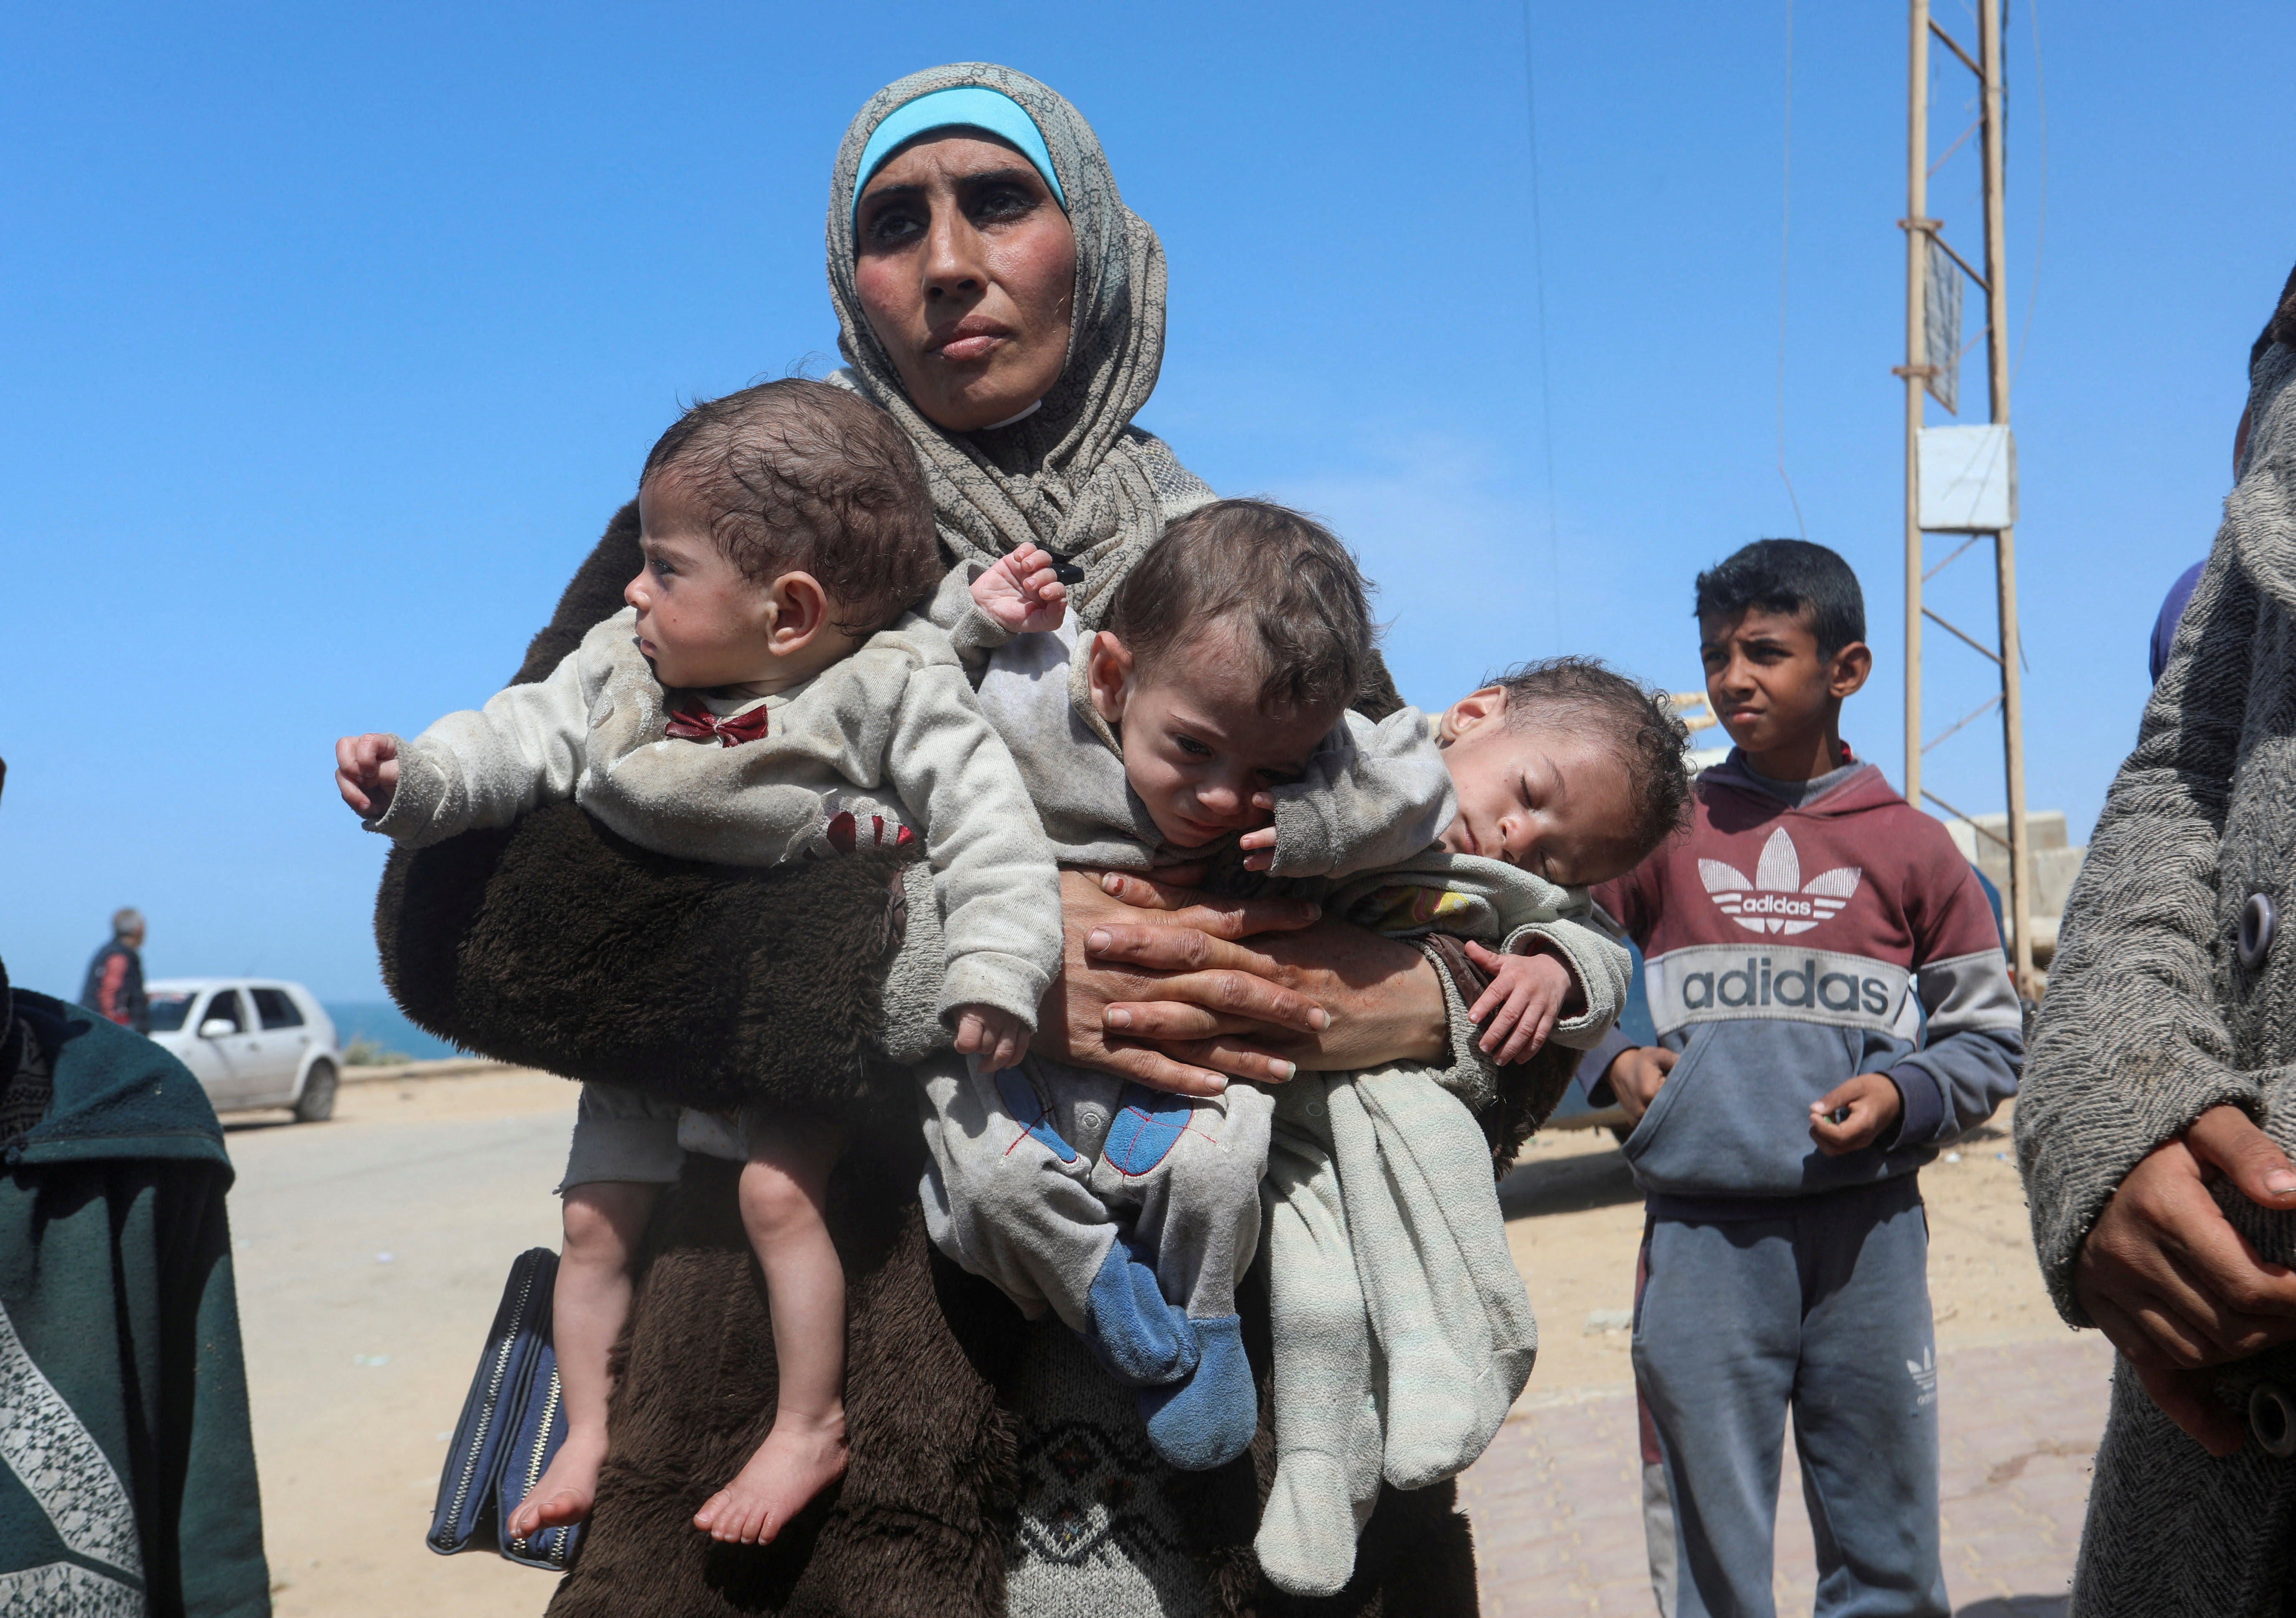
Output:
(1896, 0), (2034, 996)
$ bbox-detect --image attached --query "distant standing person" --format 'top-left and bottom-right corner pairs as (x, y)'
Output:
(81, 908), (149, 1033)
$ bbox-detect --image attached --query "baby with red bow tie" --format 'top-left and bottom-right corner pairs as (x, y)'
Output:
(334, 381), (1062, 1550)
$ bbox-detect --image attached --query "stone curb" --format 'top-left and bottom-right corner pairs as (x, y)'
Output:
(338, 1056), (522, 1085)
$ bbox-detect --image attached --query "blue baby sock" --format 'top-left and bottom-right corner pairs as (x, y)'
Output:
(1139, 1315), (1256, 1471)
(1078, 1238), (1198, 1387)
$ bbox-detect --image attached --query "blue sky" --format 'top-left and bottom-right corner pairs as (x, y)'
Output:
(2, 0), (2286, 1001)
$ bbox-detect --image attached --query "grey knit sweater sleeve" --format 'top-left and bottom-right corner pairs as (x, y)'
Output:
(1265, 708), (1456, 881)
(882, 660), (1065, 1028)
(2015, 528), (2265, 1325)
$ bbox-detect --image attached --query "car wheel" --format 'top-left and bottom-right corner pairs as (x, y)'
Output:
(294, 1059), (339, 1123)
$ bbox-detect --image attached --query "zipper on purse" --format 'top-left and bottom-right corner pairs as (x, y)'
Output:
(434, 1254), (541, 1549)
(505, 1370), (566, 1562)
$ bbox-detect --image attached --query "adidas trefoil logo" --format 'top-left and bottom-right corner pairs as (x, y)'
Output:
(1907, 1344), (1937, 1406)
(1699, 827), (1862, 936)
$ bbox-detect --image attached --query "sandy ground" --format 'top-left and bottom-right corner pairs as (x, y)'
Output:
(224, 1075), (2063, 1615)
(226, 1068), (578, 1618)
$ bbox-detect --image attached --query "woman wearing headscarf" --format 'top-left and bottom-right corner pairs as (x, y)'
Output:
(2018, 265), (2296, 1613)
(381, 65), (1548, 1615)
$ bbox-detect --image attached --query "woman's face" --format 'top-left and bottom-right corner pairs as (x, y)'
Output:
(853, 134), (1078, 433)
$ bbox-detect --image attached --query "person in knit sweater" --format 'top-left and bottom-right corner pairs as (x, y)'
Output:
(335, 380), (1061, 1550)
(1585, 539), (2023, 1618)
(2014, 267), (2296, 1617)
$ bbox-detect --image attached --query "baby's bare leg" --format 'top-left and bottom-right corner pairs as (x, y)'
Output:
(693, 1117), (849, 1544)
(508, 1180), (657, 1539)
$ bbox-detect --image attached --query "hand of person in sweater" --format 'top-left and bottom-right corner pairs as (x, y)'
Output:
(952, 1004), (1029, 1073)
(1608, 1046), (1676, 1125)
(971, 543), (1069, 635)
(335, 733), (400, 816)
(1462, 941), (1576, 1065)
(2073, 1105), (2296, 1456)
(1808, 1072), (1903, 1155)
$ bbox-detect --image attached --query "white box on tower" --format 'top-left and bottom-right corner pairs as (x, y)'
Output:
(1917, 424), (2017, 533)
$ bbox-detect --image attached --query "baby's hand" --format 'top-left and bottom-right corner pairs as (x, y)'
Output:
(1808, 1072), (1904, 1156)
(335, 734), (401, 818)
(972, 543), (1070, 635)
(1238, 792), (1281, 870)
(953, 1005), (1030, 1073)
(1463, 941), (1575, 1065)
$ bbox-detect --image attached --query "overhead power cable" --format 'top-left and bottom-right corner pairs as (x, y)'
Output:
(1519, 0), (1563, 648)
(1775, 0), (1808, 538)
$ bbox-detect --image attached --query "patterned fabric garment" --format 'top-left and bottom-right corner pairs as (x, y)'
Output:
(1003, 1318), (1200, 1618)
(0, 1022), (50, 1149)
(0, 990), (270, 1613)
(822, 63), (1215, 628)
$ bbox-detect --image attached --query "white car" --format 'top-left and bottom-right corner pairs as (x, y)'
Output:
(144, 978), (341, 1121)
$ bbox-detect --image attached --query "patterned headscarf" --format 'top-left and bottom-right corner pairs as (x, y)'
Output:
(825, 63), (1213, 627)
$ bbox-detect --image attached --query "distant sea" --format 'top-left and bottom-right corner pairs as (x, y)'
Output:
(323, 1000), (461, 1062)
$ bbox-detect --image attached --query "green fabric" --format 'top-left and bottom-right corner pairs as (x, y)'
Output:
(824, 63), (1214, 628)
(0, 992), (269, 1617)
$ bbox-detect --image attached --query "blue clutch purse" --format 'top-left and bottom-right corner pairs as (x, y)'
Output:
(427, 1246), (584, 1572)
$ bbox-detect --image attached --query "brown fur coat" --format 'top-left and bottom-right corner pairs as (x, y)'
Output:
(377, 505), (1567, 1615)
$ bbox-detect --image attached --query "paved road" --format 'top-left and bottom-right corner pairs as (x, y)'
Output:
(1459, 1334), (2111, 1618)
(223, 1073), (2111, 1618)
(227, 1071), (575, 1618)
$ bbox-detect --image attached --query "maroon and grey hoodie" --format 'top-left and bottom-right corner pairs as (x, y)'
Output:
(1589, 750), (2023, 1211)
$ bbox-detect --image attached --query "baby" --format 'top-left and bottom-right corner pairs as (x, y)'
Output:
(919, 498), (1684, 1473)
(334, 381), (1062, 1547)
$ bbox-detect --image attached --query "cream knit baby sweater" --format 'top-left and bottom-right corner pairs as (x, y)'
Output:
(365, 605), (1063, 1029)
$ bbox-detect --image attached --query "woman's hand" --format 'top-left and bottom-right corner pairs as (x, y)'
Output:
(2073, 1105), (2296, 1455)
(1090, 869), (1451, 1076)
(1035, 869), (1448, 1097)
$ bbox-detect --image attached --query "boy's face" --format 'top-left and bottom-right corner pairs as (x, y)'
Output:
(1697, 606), (1869, 761)
(625, 475), (847, 691)
(1438, 690), (1644, 886)
(1087, 624), (1339, 851)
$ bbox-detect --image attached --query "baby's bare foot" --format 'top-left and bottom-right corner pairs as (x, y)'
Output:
(691, 1413), (848, 1545)
(508, 1430), (608, 1540)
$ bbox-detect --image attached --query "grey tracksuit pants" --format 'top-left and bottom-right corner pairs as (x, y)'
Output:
(1631, 1174), (1947, 1618)
(918, 1053), (1274, 1337)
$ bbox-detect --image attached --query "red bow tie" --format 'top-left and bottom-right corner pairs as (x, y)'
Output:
(664, 700), (770, 747)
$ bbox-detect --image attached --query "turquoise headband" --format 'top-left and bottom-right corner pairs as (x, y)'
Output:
(850, 86), (1067, 228)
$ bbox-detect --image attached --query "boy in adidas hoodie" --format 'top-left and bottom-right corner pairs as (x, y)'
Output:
(1585, 539), (2022, 1618)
